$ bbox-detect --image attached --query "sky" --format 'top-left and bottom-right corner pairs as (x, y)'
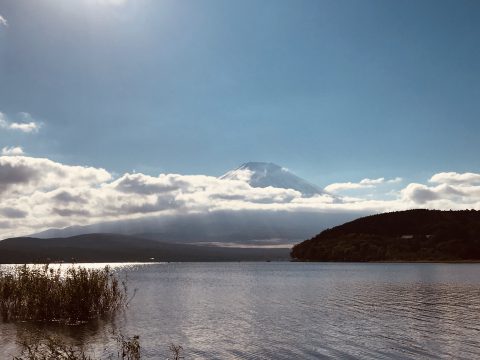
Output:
(1, 0), (480, 238)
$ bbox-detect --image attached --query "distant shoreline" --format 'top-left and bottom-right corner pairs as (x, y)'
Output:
(292, 260), (480, 264)
(2, 260), (480, 266)
(0, 234), (291, 263)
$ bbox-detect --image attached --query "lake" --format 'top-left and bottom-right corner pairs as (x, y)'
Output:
(2, 262), (480, 359)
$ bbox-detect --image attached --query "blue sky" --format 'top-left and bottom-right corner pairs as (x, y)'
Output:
(1, 0), (480, 186)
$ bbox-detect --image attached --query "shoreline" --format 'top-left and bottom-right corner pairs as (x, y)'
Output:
(2, 260), (480, 265)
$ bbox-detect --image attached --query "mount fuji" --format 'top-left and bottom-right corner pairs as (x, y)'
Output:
(220, 162), (323, 197)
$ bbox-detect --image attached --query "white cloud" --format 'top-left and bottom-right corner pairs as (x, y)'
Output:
(325, 182), (365, 192)
(401, 182), (471, 205)
(1, 146), (24, 156)
(9, 122), (40, 133)
(430, 172), (480, 186)
(0, 15), (7, 28)
(0, 112), (41, 133)
(395, 172), (480, 207)
(0, 154), (480, 239)
(359, 177), (385, 186)
(0, 156), (111, 195)
(325, 177), (402, 193)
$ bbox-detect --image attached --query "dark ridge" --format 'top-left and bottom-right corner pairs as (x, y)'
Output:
(291, 209), (480, 262)
(0, 233), (290, 263)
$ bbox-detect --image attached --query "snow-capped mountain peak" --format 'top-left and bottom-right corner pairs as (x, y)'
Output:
(220, 162), (323, 197)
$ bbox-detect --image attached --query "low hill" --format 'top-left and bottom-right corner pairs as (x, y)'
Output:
(291, 209), (480, 262)
(0, 234), (290, 263)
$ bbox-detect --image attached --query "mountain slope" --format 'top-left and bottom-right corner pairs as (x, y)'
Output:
(0, 233), (290, 263)
(32, 210), (360, 245)
(291, 209), (480, 261)
(220, 162), (323, 197)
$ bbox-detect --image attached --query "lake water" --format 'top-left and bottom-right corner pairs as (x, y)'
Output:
(2, 262), (480, 359)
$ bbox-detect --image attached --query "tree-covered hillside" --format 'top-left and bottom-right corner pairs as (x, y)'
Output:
(291, 209), (480, 261)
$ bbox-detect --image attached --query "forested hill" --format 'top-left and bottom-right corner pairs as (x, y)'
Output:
(291, 209), (480, 262)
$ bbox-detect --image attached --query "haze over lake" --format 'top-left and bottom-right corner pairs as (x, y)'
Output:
(2, 262), (480, 359)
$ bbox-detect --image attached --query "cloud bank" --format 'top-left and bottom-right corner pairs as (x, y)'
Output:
(0, 155), (479, 238)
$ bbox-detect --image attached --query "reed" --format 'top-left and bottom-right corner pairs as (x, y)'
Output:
(0, 264), (127, 324)
(117, 334), (141, 360)
(13, 333), (183, 360)
(13, 332), (92, 360)
(13, 332), (143, 360)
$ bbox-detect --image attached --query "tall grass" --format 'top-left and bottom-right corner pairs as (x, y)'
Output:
(0, 264), (127, 324)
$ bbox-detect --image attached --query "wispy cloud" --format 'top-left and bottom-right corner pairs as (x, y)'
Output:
(0, 15), (7, 28)
(0, 113), (8, 128)
(1, 146), (24, 156)
(0, 112), (41, 133)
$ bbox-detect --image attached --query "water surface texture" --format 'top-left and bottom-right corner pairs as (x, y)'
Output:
(2, 263), (480, 359)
